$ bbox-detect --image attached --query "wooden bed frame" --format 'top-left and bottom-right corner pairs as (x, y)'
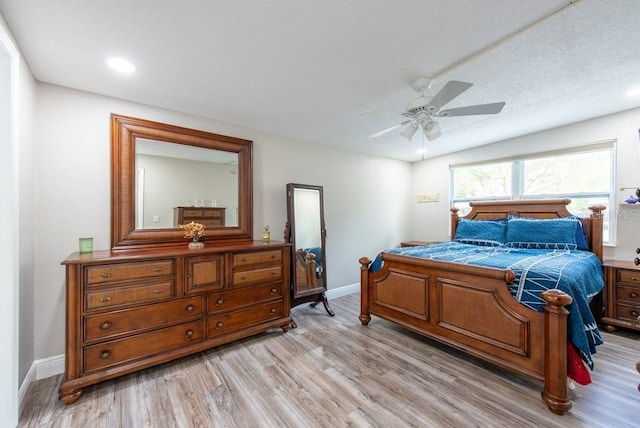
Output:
(359, 199), (605, 415)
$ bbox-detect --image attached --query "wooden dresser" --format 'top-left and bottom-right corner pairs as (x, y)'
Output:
(174, 206), (226, 227)
(602, 259), (640, 332)
(59, 241), (291, 404)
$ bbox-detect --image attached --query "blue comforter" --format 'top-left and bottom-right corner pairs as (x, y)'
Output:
(373, 242), (604, 368)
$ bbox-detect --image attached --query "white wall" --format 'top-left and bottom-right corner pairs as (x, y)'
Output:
(1, 12), (36, 426)
(411, 107), (640, 261)
(33, 83), (412, 360)
(17, 37), (36, 385)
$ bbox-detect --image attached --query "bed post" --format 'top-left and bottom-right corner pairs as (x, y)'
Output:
(359, 257), (371, 325)
(588, 204), (606, 261)
(450, 207), (460, 239)
(541, 289), (573, 415)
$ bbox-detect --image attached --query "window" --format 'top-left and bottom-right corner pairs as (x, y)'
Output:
(450, 142), (615, 243)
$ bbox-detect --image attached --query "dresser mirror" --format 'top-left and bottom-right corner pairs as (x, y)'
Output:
(284, 183), (334, 325)
(111, 114), (253, 249)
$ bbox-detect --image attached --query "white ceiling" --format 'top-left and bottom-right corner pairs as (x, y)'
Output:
(2, 0), (640, 162)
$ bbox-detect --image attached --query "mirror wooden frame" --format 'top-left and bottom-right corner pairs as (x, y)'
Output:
(284, 183), (334, 324)
(111, 114), (253, 249)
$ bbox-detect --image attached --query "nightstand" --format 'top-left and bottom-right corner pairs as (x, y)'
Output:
(400, 241), (442, 247)
(602, 260), (640, 332)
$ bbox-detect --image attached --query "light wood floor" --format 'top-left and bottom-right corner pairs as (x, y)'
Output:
(19, 293), (640, 428)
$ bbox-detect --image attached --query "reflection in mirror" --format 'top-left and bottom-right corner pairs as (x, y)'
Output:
(135, 139), (239, 229)
(285, 183), (334, 326)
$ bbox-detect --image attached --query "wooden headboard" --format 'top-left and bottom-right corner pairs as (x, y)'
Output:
(450, 199), (606, 260)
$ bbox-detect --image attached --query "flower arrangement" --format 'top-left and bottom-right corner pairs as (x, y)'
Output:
(179, 221), (206, 242)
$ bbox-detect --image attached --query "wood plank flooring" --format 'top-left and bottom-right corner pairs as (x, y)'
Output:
(19, 293), (640, 427)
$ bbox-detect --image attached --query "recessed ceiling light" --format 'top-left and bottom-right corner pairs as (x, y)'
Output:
(107, 57), (136, 73)
(626, 86), (640, 98)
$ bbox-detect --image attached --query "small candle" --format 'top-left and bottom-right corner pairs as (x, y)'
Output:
(79, 237), (93, 253)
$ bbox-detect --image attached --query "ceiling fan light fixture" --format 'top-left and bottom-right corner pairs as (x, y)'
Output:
(426, 130), (441, 142)
(423, 120), (440, 137)
(401, 122), (419, 141)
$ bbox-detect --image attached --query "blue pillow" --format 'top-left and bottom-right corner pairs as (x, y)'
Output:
(454, 218), (507, 247)
(505, 217), (578, 250)
(573, 218), (590, 251)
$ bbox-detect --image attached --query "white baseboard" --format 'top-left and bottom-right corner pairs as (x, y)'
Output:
(18, 363), (36, 417)
(18, 354), (64, 415)
(36, 354), (65, 379)
(326, 282), (359, 299)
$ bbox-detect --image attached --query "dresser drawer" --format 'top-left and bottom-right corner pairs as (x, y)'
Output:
(184, 255), (225, 294)
(84, 320), (204, 373)
(616, 303), (640, 324)
(207, 300), (284, 337)
(207, 283), (282, 314)
(84, 296), (205, 342)
(85, 281), (174, 310)
(232, 266), (281, 286)
(232, 250), (282, 268)
(618, 269), (640, 285)
(85, 260), (174, 286)
(181, 208), (203, 217)
(616, 284), (640, 303)
(202, 210), (223, 219)
(201, 219), (223, 227)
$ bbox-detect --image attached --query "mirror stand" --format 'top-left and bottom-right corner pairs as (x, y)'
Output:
(284, 183), (334, 328)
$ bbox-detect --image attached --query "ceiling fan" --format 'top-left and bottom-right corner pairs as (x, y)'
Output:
(370, 77), (506, 142)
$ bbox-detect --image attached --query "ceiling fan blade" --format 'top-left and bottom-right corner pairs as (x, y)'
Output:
(427, 80), (473, 110)
(433, 102), (506, 117)
(369, 120), (411, 138)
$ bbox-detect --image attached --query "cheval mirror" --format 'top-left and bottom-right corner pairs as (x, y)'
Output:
(284, 183), (334, 327)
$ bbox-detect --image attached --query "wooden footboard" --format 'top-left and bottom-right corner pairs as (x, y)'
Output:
(359, 254), (573, 415)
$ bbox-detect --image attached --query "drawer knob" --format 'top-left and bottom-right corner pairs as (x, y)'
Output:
(100, 296), (112, 302)
(632, 310), (639, 317)
(99, 321), (112, 330)
(241, 257), (247, 262)
(216, 298), (224, 306)
(637, 316), (640, 324)
(185, 304), (195, 312)
(185, 329), (194, 339)
(270, 287), (277, 294)
(271, 272), (276, 276)
(216, 321), (223, 329)
(270, 308), (276, 315)
(154, 289), (163, 294)
(241, 276), (247, 281)
(271, 254), (276, 259)
(99, 350), (111, 359)
(631, 292), (638, 298)
(100, 272), (112, 279)
(632, 276), (639, 282)
(154, 266), (163, 272)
